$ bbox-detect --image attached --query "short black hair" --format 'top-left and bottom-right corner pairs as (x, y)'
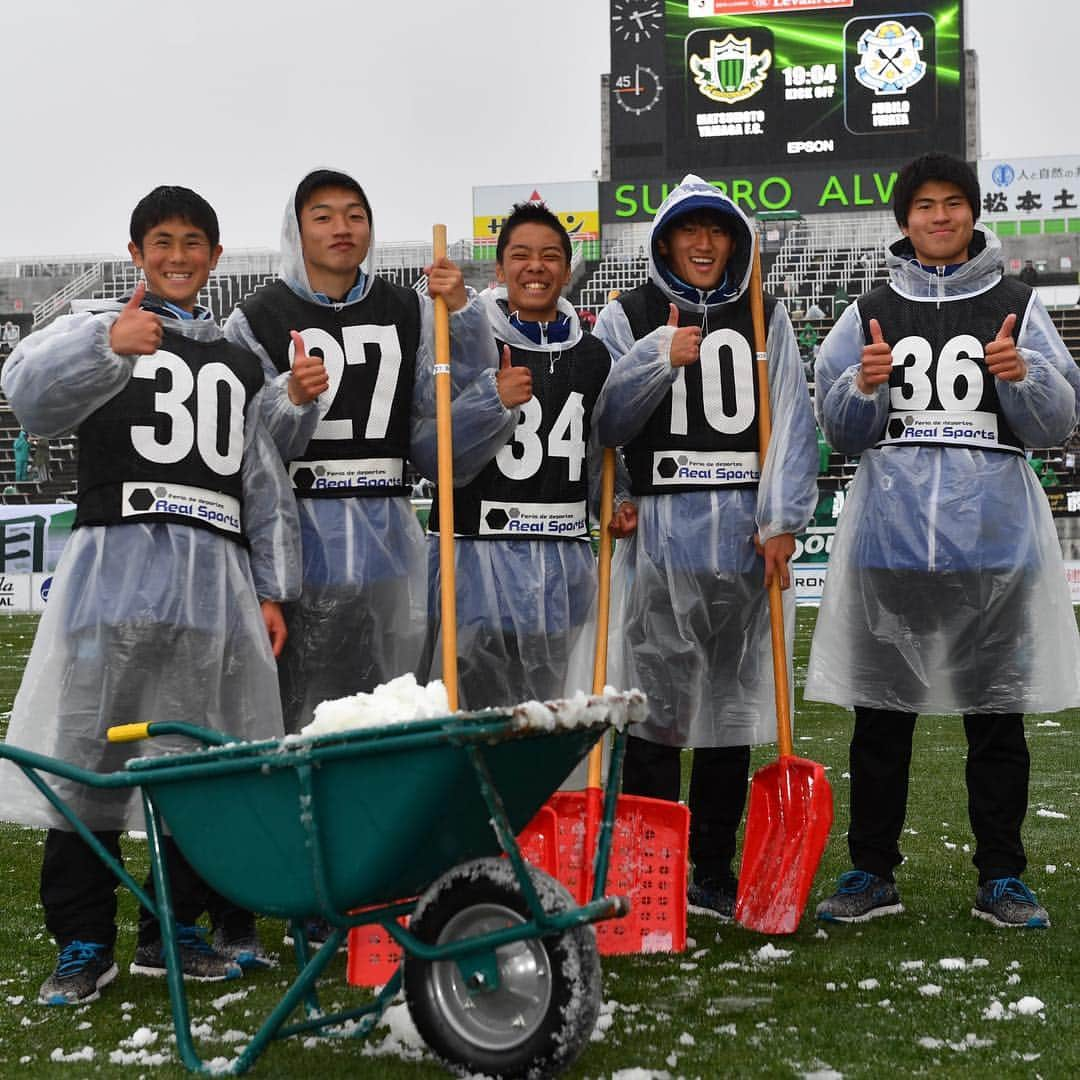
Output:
(129, 186), (219, 250)
(893, 153), (980, 227)
(659, 206), (736, 250)
(496, 202), (572, 265)
(294, 169), (372, 227)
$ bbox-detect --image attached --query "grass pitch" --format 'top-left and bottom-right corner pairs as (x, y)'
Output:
(0, 610), (1075, 1078)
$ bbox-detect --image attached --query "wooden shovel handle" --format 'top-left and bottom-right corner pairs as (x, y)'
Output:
(749, 232), (793, 759)
(587, 447), (617, 790)
(432, 224), (458, 711)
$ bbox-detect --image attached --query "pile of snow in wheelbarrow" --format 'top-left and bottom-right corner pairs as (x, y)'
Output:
(292, 673), (646, 737)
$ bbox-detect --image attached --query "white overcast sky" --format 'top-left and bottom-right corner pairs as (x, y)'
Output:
(1, 0), (1075, 257)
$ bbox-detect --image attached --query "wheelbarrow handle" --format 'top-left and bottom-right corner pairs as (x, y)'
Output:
(106, 721), (236, 747)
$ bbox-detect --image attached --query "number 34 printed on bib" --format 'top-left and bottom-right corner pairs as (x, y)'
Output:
(499, 393), (586, 481)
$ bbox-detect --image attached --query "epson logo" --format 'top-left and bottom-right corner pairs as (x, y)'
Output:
(787, 140), (834, 155)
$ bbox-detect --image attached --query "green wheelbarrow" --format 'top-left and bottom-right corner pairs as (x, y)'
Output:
(1, 690), (644, 1078)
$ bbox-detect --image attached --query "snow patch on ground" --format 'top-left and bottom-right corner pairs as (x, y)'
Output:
(754, 943), (793, 962)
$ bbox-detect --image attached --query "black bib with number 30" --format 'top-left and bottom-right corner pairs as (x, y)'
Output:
(76, 327), (264, 542)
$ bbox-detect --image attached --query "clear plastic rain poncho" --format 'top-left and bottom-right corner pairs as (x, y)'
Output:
(225, 177), (499, 731)
(424, 290), (607, 710)
(0, 306), (300, 830)
(594, 175), (818, 748)
(805, 226), (1080, 715)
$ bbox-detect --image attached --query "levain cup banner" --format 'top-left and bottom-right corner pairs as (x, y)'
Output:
(0, 504), (74, 612)
(0, 504), (74, 574)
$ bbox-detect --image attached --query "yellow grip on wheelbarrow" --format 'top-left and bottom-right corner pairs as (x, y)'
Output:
(106, 722), (151, 743)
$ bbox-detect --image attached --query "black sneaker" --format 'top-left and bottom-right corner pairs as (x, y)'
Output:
(130, 924), (242, 981)
(212, 926), (276, 970)
(972, 877), (1050, 929)
(815, 870), (904, 923)
(38, 941), (118, 1005)
(687, 879), (737, 921)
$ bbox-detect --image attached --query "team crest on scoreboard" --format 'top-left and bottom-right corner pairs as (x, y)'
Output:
(854, 20), (926, 95)
(690, 34), (772, 104)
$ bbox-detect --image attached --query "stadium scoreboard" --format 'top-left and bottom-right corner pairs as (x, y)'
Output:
(609, 0), (965, 180)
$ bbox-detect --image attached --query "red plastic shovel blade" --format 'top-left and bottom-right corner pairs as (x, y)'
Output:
(735, 756), (833, 935)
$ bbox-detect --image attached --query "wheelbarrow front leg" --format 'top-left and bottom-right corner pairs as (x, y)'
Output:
(142, 790), (204, 1074)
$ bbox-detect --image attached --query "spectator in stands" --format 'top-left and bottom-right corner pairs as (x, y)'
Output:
(13, 428), (30, 482)
(798, 320), (819, 363)
(2, 320), (20, 354)
(805, 299), (826, 320)
(593, 174), (818, 919)
(424, 202), (612, 710)
(0, 185), (300, 1004)
(224, 168), (497, 740)
(807, 153), (1080, 928)
(32, 436), (50, 484)
(830, 285), (849, 318)
(1019, 260), (1038, 287)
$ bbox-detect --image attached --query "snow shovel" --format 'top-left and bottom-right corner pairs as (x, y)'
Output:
(544, 444), (690, 954)
(431, 224), (459, 710)
(734, 231), (833, 935)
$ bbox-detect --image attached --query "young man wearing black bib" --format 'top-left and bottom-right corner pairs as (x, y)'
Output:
(226, 169), (499, 735)
(594, 175), (818, 919)
(807, 154), (1080, 927)
(0, 187), (300, 1003)
(425, 202), (613, 709)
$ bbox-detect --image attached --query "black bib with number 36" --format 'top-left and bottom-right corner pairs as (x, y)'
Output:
(859, 276), (1032, 455)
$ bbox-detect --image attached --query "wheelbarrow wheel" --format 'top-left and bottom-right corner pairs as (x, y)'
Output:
(404, 857), (601, 1079)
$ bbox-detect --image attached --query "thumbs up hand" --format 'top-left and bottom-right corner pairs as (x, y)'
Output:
(287, 330), (330, 405)
(985, 313), (1027, 382)
(855, 317), (893, 393)
(109, 282), (163, 356)
(496, 345), (532, 407)
(666, 303), (702, 368)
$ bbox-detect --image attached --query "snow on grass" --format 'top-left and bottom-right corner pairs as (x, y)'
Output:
(753, 943), (793, 962)
(982, 996), (1045, 1020)
(50, 1045), (94, 1062)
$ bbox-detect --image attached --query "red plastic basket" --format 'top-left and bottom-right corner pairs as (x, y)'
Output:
(546, 791), (689, 955)
(345, 804), (560, 986)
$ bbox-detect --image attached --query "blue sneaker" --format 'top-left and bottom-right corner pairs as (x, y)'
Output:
(815, 870), (904, 923)
(38, 941), (118, 1005)
(972, 877), (1050, 929)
